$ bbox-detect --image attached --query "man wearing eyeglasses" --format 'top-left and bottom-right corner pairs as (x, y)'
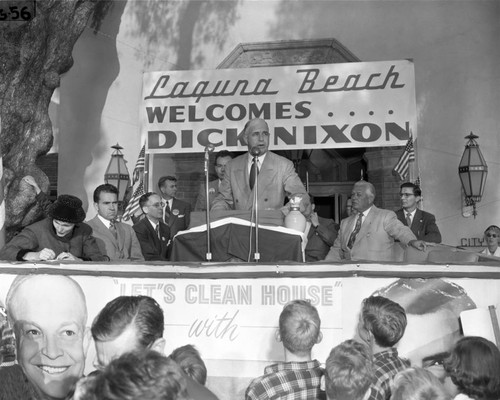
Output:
(194, 150), (233, 211)
(395, 182), (441, 243)
(133, 192), (170, 260)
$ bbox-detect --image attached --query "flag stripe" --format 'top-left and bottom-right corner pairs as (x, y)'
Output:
(123, 144), (146, 221)
(393, 136), (415, 180)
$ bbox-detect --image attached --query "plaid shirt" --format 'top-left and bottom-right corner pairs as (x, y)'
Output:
(245, 360), (324, 400)
(368, 348), (410, 400)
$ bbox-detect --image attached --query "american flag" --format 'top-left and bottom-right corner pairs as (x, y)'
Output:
(122, 145), (146, 220)
(393, 136), (415, 180)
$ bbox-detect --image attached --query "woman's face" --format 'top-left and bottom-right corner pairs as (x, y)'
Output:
(484, 229), (499, 249)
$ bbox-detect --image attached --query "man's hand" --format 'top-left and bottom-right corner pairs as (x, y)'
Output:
(409, 240), (427, 251)
(56, 252), (81, 261)
(22, 175), (41, 194)
(309, 211), (319, 228)
(23, 248), (56, 261)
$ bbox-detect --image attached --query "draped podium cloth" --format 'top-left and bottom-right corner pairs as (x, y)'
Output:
(171, 217), (305, 262)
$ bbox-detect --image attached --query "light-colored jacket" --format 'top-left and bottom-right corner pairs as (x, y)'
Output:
(87, 215), (144, 261)
(326, 205), (416, 262)
(211, 151), (306, 211)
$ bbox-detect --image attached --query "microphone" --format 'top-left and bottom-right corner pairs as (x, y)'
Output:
(204, 144), (215, 160)
(250, 146), (261, 158)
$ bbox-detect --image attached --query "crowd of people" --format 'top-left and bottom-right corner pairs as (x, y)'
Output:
(1, 274), (500, 400)
(0, 117), (495, 264)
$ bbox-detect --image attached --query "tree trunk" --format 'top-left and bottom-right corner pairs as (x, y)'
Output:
(0, 0), (105, 240)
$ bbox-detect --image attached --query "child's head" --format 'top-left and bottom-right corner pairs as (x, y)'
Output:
(391, 367), (450, 400)
(278, 300), (322, 356)
(324, 340), (373, 400)
(359, 295), (407, 348)
(169, 344), (207, 385)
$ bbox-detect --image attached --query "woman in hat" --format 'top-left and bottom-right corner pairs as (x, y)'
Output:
(0, 194), (107, 261)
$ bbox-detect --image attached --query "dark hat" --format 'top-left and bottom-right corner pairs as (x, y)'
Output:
(49, 194), (86, 224)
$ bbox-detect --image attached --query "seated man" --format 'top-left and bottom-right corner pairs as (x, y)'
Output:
(86, 184), (144, 261)
(303, 194), (339, 262)
(211, 118), (309, 212)
(195, 150), (233, 211)
(357, 296), (410, 400)
(75, 350), (189, 400)
(0, 194), (106, 261)
(158, 176), (191, 240)
(91, 295), (219, 400)
(133, 192), (170, 261)
(395, 182), (441, 243)
(0, 275), (90, 400)
(326, 180), (426, 262)
(324, 340), (374, 400)
(245, 299), (324, 400)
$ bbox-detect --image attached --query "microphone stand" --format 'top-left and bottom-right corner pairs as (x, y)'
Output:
(252, 155), (260, 262)
(204, 146), (213, 261)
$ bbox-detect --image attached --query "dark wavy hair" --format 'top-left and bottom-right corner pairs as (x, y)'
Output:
(443, 336), (500, 400)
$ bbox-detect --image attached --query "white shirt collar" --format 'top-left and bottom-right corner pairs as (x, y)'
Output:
(147, 218), (159, 230)
(247, 151), (267, 168)
(405, 208), (417, 218)
(97, 214), (112, 229)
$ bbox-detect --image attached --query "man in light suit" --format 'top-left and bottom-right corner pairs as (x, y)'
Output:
(211, 118), (308, 211)
(133, 192), (170, 261)
(325, 181), (426, 262)
(158, 176), (191, 240)
(395, 182), (441, 243)
(194, 150), (233, 211)
(87, 184), (144, 261)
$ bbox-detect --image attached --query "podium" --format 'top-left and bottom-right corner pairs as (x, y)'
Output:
(171, 213), (306, 262)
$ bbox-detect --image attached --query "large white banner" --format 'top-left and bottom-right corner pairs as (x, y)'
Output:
(142, 60), (417, 154)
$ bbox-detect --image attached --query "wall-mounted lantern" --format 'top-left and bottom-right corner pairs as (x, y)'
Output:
(458, 133), (488, 218)
(104, 143), (130, 210)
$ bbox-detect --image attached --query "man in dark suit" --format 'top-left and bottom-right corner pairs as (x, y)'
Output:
(158, 176), (191, 240)
(211, 118), (308, 211)
(395, 182), (441, 243)
(87, 184), (144, 261)
(133, 192), (170, 261)
(303, 194), (339, 262)
(326, 180), (426, 262)
(194, 150), (233, 211)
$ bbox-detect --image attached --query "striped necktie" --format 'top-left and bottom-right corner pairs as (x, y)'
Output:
(406, 212), (412, 227)
(347, 212), (363, 249)
(109, 220), (117, 239)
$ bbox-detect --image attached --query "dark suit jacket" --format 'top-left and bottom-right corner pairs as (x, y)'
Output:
(87, 216), (144, 261)
(133, 218), (170, 261)
(194, 179), (219, 211)
(305, 216), (339, 262)
(395, 208), (442, 243)
(164, 198), (191, 239)
(326, 205), (416, 262)
(211, 151), (306, 211)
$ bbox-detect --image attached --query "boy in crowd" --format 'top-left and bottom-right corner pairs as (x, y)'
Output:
(324, 340), (374, 400)
(357, 296), (410, 400)
(245, 299), (323, 400)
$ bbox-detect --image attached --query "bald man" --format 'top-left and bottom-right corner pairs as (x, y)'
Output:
(0, 275), (90, 400)
(211, 118), (308, 211)
(326, 180), (426, 262)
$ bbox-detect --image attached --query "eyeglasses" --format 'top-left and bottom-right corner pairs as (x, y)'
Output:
(215, 164), (226, 168)
(149, 202), (165, 208)
(486, 233), (498, 238)
(399, 193), (414, 197)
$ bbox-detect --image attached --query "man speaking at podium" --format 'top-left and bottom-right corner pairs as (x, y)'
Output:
(211, 118), (308, 212)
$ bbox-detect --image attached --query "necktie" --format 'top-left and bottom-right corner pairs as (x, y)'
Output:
(249, 158), (259, 190)
(347, 212), (363, 249)
(164, 202), (171, 223)
(406, 213), (412, 227)
(155, 224), (160, 239)
(109, 220), (117, 239)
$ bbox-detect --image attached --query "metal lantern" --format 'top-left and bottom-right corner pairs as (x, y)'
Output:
(104, 143), (130, 205)
(458, 133), (488, 218)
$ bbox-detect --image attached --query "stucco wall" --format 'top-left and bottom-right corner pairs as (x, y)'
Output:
(57, 0), (500, 246)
